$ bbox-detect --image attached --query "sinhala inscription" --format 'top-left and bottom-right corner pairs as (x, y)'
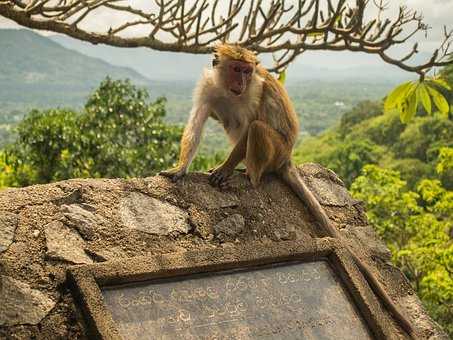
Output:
(101, 261), (372, 340)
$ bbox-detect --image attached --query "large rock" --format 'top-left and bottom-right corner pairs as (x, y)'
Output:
(0, 167), (448, 339)
(119, 192), (190, 235)
(0, 212), (18, 253)
(0, 276), (55, 326)
(45, 221), (93, 264)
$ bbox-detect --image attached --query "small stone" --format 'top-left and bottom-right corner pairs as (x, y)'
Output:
(214, 214), (245, 240)
(45, 221), (93, 264)
(120, 192), (190, 236)
(273, 228), (291, 241)
(61, 204), (104, 240)
(0, 212), (18, 253)
(0, 276), (56, 326)
(32, 230), (40, 238)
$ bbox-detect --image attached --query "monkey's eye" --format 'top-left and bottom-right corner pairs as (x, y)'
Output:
(233, 66), (241, 72)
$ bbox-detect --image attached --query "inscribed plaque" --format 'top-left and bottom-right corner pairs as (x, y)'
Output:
(102, 261), (372, 339)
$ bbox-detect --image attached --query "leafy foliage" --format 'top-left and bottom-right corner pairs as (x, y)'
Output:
(4, 78), (184, 185)
(295, 63), (453, 335)
(351, 164), (453, 335)
(384, 77), (451, 123)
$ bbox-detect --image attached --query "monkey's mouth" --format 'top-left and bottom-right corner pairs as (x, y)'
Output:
(230, 88), (242, 96)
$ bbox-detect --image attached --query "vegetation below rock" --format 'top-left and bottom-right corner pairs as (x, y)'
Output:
(0, 78), (222, 187)
(293, 64), (453, 335)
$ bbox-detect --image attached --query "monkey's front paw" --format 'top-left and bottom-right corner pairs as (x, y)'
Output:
(160, 167), (186, 182)
(209, 167), (233, 189)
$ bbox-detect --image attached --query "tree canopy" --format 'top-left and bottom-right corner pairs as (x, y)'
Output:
(2, 78), (183, 185)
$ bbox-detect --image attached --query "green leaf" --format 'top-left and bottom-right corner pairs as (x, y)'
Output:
(278, 69), (287, 84)
(427, 86), (450, 117)
(417, 83), (432, 115)
(400, 90), (418, 123)
(384, 81), (414, 112)
(431, 78), (452, 91)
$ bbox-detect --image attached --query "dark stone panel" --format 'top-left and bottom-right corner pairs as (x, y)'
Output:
(102, 261), (372, 340)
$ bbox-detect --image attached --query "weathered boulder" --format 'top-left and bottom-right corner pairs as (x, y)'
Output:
(0, 164), (448, 339)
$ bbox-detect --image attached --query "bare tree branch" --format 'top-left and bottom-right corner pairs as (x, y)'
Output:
(0, 0), (452, 76)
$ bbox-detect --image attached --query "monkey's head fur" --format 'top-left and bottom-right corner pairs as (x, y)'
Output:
(213, 43), (259, 66)
(213, 43), (261, 97)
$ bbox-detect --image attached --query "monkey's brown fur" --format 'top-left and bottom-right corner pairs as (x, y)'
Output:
(161, 43), (414, 337)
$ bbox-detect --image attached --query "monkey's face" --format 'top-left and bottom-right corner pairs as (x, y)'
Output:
(226, 60), (254, 96)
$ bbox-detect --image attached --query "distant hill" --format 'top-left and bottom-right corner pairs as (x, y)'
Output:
(0, 29), (150, 109)
(50, 34), (209, 81)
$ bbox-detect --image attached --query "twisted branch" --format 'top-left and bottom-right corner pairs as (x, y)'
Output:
(0, 0), (452, 75)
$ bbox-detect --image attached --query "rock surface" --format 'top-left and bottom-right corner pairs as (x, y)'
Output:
(61, 203), (105, 240)
(0, 164), (448, 339)
(45, 221), (93, 264)
(0, 212), (17, 253)
(0, 276), (56, 326)
(119, 191), (190, 235)
(214, 214), (245, 240)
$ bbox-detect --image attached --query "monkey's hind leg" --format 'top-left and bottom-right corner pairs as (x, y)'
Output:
(245, 120), (289, 187)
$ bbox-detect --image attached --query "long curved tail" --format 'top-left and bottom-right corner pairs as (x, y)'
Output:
(279, 163), (414, 337)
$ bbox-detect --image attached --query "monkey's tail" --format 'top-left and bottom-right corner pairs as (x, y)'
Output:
(279, 164), (415, 338)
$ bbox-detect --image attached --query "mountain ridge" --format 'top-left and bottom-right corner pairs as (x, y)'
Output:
(0, 29), (151, 108)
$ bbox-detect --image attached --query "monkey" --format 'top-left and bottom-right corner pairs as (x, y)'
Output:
(160, 43), (414, 337)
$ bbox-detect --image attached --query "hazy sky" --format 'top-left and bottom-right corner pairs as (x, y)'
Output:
(0, 0), (451, 53)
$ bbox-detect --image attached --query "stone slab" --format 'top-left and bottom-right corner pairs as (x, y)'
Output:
(119, 192), (190, 235)
(0, 276), (55, 326)
(102, 261), (372, 340)
(45, 221), (93, 264)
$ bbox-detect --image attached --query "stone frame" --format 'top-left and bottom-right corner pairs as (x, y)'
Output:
(67, 238), (393, 340)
